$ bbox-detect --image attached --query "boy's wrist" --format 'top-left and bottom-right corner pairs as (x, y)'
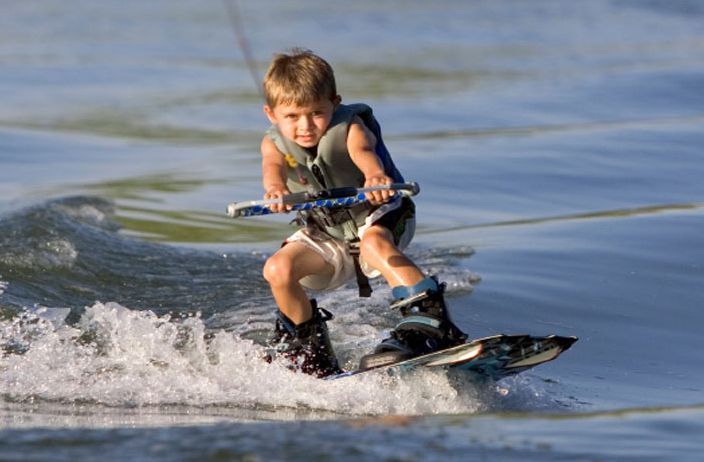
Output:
(364, 173), (392, 184)
(265, 184), (287, 192)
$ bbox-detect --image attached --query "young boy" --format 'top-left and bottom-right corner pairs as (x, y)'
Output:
(260, 48), (466, 377)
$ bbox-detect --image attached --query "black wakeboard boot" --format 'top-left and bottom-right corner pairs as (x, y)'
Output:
(266, 299), (341, 378)
(359, 277), (467, 370)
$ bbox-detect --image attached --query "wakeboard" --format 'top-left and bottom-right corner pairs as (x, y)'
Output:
(328, 334), (577, 381)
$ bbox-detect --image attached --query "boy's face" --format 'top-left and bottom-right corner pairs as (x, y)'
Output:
(264, 96), (340, 148)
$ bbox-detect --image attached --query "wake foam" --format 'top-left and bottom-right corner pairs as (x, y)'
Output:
(0, 302), (505, 417)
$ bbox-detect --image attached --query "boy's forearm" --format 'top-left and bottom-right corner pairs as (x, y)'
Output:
(352, 150), (387, 180)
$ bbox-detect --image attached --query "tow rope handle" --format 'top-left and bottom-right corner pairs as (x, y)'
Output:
(226, 182), (420, 218)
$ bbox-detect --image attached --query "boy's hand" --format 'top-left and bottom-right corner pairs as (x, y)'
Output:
(364, 175), (395, 205)
(264, 184), (291, 213)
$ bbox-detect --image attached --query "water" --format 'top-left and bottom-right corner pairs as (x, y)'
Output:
(2, 0), (704, 460)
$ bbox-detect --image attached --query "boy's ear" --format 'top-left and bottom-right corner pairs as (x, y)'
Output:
(332, 95), (342, 107)
(263, 105), (277, 124)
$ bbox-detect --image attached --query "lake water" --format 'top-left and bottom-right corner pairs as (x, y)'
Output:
(1, 0), (704, 460)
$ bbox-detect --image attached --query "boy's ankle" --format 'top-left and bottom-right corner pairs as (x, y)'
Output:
(267, 300), (341, 377)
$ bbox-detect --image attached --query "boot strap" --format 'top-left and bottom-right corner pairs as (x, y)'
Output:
(396, 315), (442, 331)
(395, 315), (467, 344)
(348, 241), (372, 298)
(275, 301), (334, 338)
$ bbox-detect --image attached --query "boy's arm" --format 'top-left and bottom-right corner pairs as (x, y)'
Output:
(261, 136), (290, 212)
(347, 117), (394, 204)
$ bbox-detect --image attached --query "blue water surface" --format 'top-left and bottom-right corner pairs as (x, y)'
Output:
(1, 1), (704, 460)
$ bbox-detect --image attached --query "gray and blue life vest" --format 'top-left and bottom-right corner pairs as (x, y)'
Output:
(265, 103), (404, 241)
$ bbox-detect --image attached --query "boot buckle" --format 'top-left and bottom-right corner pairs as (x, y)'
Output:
(389, 290), (431, 312)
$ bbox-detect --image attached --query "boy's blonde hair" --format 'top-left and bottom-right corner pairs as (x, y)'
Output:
(263, 48), (337, 108)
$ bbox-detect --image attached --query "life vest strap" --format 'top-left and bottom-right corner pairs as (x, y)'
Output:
(348, 241), (372, 298)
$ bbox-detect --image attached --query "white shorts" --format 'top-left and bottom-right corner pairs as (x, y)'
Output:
(285, 198), (416, 291)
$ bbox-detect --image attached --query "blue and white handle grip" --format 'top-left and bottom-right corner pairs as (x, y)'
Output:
(226, 182), (420, 218)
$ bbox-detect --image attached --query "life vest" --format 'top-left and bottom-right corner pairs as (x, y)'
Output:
(265, 103), (404, 241)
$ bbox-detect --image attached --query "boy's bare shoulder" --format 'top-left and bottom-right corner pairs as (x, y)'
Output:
(349, 115), (377, 145)
(261, 135), (285, 164)
(261, 134), (279, 151)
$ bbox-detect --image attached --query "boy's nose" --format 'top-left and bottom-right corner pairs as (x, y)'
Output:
(298, 115), (312, 130)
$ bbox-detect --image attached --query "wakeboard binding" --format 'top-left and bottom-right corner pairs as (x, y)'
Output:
(359, 277), (467, 370)
(266, 299), (341, 378)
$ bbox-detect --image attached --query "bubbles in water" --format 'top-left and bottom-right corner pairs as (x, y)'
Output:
(0, 238), (78, 270)
(44, 239), (79, 267)
(57, 203), (111, 228)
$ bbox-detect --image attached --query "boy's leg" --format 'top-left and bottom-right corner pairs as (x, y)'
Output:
(358, 224), (425, 287)
(263, 241), (341, 377)
(263, 241), (333, 324)
(359, 224), (467, 368)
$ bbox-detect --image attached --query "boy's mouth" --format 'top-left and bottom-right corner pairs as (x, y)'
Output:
(296, 133), (316, 144)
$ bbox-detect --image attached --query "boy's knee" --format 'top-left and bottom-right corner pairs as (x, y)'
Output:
(360, 226), (394, 257)
(262, 254), (294, 287)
